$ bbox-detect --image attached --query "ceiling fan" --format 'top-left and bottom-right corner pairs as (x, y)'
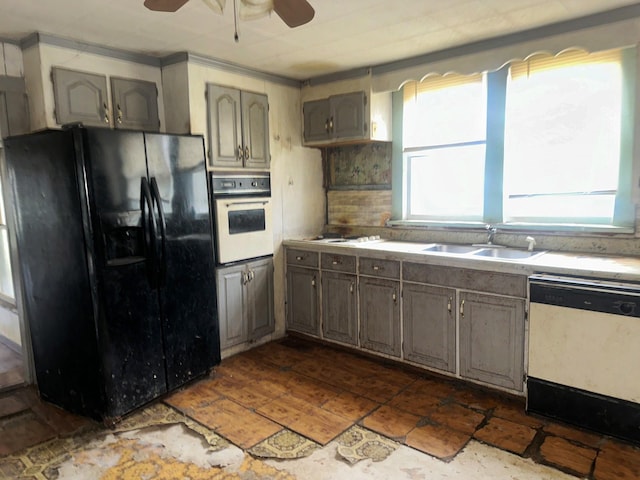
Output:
(143, 0), (315, 28)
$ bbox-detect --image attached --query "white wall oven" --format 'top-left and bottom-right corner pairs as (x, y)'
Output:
(211, 172), (273, 265)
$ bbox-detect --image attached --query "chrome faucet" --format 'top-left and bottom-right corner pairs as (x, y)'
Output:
(526, 236), (537, 251)
(486, 225), (497, 245)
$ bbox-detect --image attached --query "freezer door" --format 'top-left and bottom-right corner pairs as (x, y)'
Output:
(145, 133), (219, 390)
(80, 128), (167, 418)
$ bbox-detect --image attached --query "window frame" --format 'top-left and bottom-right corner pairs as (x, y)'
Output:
(391, 47), (636, 233)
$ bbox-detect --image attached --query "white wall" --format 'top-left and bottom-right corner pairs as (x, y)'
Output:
(25, 42), (166, 132)
(187, 61), (325, 337)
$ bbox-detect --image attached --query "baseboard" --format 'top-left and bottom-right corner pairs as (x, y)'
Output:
(0, 334), (21, 355)
(527, 377), (640, 444)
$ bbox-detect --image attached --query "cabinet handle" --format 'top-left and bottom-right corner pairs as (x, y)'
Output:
(116, 104), (123, 124)
(460, 299), (465, 317)
(296, 256), (304, 261)
(237, 145), (243, 160)
(329, 116), (334, 133)
(244, 146), (250, 160)
(324, 119), (329, 133)
(332, 260), (341, 265)
(447, 296), (452, 314)
(103, 102), (110, 124)
(349, 282), (354, 294)
(392, 291), (397, 302)
(311, 276), (316, 287)
(242, 272), (249, 285)
(249, 270), (255, 281)
(373, 265), (383, 271)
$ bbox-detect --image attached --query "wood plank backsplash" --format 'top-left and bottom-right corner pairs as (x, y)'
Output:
(328, 190), (392, 227)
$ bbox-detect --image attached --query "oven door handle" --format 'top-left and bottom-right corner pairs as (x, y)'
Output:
(224, 200), (269, 207)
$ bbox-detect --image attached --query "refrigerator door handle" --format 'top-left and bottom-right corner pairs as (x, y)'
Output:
(150, 177), (167, 287)
(140, 177), (159, 287)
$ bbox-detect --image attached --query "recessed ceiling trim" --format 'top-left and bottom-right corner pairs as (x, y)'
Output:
(19, 32), (162, 67)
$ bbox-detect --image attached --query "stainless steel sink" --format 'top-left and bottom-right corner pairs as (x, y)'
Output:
(473, 248), (546, 260)
(423, 244), (482, 254)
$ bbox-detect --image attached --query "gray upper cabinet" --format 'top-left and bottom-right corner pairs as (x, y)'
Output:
(216, 257), (274, 350)
(403, 282), (456, 373)
(207, 84), (270, 169)
(52, 67), (109, 127)
(52, 67), (160, 131)
(303, 91), (365, 144)
(110, 77), (160, 131)
(459, 291), (525, 391)
(0, 77), (30, 138)
(321, 252), (358, 345)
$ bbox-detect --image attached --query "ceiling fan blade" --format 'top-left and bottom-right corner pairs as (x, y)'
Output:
(273, 0), (314, 28)
(144, 0), (190, 12)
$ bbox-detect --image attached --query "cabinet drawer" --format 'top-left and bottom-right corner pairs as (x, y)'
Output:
(359, 257), (400, 279)
(403, 262), (526, 297)
(286, 249), (319, 268)
(321, 253), (356, 273)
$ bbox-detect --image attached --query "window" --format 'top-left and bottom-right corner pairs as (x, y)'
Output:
(399, 47), (634, 230)
(403, 74), (487, 221)
(0, 179), (14, 301)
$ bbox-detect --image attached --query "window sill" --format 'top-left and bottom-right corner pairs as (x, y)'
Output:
(387, 219), (635, 235)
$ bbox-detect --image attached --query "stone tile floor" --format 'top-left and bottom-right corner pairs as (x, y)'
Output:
(0, 337), (639, 479)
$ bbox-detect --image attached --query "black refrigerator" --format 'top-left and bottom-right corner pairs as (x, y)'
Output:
(2, 126), (220, 423)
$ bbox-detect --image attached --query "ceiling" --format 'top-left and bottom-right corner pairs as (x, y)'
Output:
(1, 0), (639, 81)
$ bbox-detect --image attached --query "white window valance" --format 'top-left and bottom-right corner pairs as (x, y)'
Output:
(372, 17), (640, 92)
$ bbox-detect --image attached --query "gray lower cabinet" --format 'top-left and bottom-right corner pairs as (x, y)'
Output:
(402, 282), (456, 373)
(322, 270), (358, 345)
(459, 291), (525, 391)
(359, 276), (400, 357)
(110, 77), (160, 131)
(217, 257), (274, 350)
(286, 265), (320, 336)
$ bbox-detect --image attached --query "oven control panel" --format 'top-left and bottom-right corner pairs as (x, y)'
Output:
(211, 172), (271, 196)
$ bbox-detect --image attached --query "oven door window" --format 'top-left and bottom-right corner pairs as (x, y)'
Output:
(228, 208), (266, 234)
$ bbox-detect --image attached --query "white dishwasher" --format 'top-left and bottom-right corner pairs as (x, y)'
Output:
(527, 274), (640, 443)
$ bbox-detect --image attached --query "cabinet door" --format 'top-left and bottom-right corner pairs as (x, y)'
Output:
(286, 266), (319, 336)
(52, 67), (109, 127)
(0, 90), (29, 138)
(459, 292), (525, 391)
(216, 264), (247, 349)
(248, 258), (274, 340)
(322, 271), (357, 345)
(241, 92), (270, 169)
(403, 283), (456, 373)
(303, 99), (330, 143)
(331, 91), (365, 140)
(207, 84), (242, 168)
(359, 277), (400, 357)
(110, 77), (159, 131)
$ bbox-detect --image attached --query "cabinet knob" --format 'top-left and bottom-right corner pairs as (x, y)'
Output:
(447, 296), (452, 314)
(373, 265), (382, 271)
(311, 276), (316, 287)
(350, 282), (354, 293)
(116, 104), (123, 124)
(103, 102), (110, 124)
(460, 299), (465, 317)
(328, 116), (334, 133)
(296, 256), (303, 261)
(332, 260), (341, 265)
(392, 291), (397, 302)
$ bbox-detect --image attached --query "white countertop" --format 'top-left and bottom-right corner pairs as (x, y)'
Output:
(284, 238), (640, 282)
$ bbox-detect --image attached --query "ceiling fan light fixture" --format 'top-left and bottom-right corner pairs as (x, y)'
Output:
(239, 0), (273, 20)
(201, 0), (225, 14)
